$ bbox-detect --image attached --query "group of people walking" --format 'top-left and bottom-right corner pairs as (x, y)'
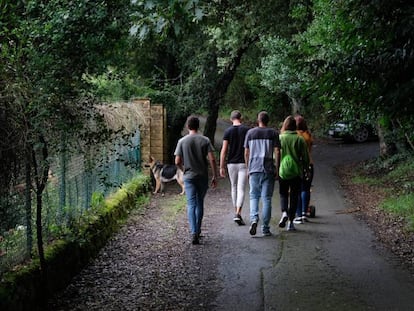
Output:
(174, 111), (313, 244)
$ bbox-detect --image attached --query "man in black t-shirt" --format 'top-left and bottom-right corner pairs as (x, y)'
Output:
(220, 110), (250, 225)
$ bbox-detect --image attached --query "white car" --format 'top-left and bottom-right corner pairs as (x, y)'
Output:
(328, 120), (377, 143)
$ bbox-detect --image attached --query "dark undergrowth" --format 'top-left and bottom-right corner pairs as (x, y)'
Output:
(336, 152), (414, 273)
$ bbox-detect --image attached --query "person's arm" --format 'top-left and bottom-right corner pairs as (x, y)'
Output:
(301, 139), (310, 168)
(244, 148), (250, 171)
(274, 147), (280, 180)
(274, 131), (281, 179)
(219, 140), (229, 178)
(208, 151), (218, 188)
(175, 155), (184, 172)
(174, 140), (184, 171)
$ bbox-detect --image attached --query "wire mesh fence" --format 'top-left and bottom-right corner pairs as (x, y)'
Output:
(0, 129), (142, 276)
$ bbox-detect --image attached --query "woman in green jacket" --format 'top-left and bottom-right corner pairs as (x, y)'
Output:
(278, 116), (310, 231)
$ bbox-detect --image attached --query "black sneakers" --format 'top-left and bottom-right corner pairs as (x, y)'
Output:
(234, 214), (246, 226)
(279, 212), (288, 228)
(249, 222), (257, 235)
(192, 234), (199, 245)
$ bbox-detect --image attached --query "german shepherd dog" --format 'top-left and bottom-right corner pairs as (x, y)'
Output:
(149, 156), (185, 195)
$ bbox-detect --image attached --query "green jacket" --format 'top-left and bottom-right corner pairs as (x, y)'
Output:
(279, 130), (310, 179)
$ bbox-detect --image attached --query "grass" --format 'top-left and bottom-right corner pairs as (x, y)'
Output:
(155, 194), (187, 236)
(162, 195), (186, 221)
(351, 175), (380, 186)
(136, 194), (150, 209)
(381, 194), (414, 231)
(354, 153), (414, 231)
(381, 194), (414, 215)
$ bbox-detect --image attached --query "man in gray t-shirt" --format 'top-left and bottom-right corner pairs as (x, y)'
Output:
(244, 111), (280, 236)
(175, 116), (218, 245)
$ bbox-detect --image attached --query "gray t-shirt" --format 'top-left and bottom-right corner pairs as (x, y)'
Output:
(244, 127), (280, 175)
(174, 133), (215, 180)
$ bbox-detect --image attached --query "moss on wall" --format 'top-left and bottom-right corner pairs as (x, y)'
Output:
(0, 175), (151, 311)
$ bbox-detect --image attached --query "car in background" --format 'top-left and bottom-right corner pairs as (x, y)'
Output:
(328, 120), (377, 143)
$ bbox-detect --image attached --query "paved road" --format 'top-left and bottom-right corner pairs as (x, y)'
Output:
(48, 117), (414, 310)
(212, 140), (414, 311)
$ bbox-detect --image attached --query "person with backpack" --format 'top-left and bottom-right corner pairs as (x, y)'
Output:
(278, 116), (310, 231)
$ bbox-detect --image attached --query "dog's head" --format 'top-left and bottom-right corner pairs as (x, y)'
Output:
(148, 156), (156, 169)
(148, 156), (164, 173)
(143, 156), (156, 173)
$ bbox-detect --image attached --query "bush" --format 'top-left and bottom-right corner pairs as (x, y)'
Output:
(0, 174), (151, 311)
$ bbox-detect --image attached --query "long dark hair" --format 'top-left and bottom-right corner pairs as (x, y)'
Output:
(281, 116), (296, 132)
(295, 115), (308, 131)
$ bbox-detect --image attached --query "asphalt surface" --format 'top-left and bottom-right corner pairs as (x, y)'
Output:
(212, 140), (414, 311)
(48, 117), (414, 310)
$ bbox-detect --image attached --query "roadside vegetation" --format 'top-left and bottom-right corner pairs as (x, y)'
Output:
(352, 153), (414, 232)
(336, 151), (414, 271)
(0, 175), (151, 310)
(0, 0), (413, 308)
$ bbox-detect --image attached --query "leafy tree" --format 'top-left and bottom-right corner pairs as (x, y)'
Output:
(259, 0), (414, 154)
(259, 36), (311, 114)
(223, 45), (292, 124)
(0, 0), (131, 279)
(128, 0), (293, 148)
(84, 69), (155, 102)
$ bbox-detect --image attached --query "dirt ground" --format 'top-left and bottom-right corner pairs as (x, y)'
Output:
(47, 140), (414, 311)
(336, 163), (414, 272)
(47, 185), (225, 310)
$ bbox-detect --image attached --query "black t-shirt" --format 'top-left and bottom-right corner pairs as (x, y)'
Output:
(223, 124), (250, 164)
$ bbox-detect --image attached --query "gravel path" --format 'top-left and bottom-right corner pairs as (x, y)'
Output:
(48, 186), (227, 310)
(47, 140), (414, 310)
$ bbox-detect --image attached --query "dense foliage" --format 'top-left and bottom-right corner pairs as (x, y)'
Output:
(117, 0), (413, 153)
(124, 0), (294, 146)
(260, 0), (414, 151)
(0, 0), (131, 273)
(1, 0), (413, 287)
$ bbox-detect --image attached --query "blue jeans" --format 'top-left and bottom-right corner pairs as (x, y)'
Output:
(297, 164), (314, 217)
(184, 177), (209, 235)
(249, 172), (275, 233)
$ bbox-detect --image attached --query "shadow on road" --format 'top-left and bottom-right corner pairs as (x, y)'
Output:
(211, 139), (414, 311)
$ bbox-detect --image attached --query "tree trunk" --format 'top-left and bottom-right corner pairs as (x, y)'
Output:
(59, 138), (67, 221)
(25, 149), (32, 258)
(32, 135), (49, 276)
(203, 38), (257, 144)
(291, 97), (302, 115)
(204, 100), (219, 146)
(167, 114), (188, 163)
(377, 121), (397, 158)
(35, 188), (46, 274)
(396, 118), (414, 152)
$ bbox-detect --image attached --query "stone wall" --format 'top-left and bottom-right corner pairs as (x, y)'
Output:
(133, 99), (168, 164)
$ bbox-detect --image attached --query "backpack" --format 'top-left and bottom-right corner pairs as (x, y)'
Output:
(279, 154), (301, 180)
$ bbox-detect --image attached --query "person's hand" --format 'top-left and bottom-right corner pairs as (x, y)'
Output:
(219, 167), (226, 178)
(211, 177), (217, 188)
